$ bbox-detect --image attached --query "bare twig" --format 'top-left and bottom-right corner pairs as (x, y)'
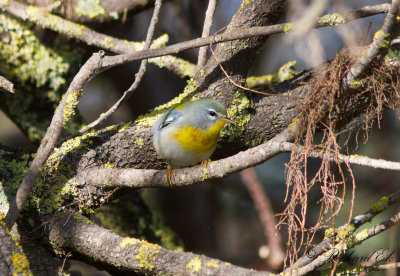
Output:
(197, 0), (217, 71)
(344, 0), (400, 88)
(78, 127), (297, 188)
(4, 51), (107, 229)
(241, 168), (284, 269)
(75, 0), (163, 135)
(0, 75), (14, 93)
(99, 3), (392, 69)
(280, 142), (400, 171)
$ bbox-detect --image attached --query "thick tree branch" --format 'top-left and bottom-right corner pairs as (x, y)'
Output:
(46, 212), (272, 275)
(0, 221), (31, 275)
(285, 190), (400, 274)
(0, 75), (14, 93)
(78, 128), (296, 188)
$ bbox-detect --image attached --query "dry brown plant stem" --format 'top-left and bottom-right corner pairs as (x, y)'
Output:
(241, 168), (285, 269)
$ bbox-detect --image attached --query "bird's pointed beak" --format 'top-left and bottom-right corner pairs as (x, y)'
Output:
(220, 116), (236, 125)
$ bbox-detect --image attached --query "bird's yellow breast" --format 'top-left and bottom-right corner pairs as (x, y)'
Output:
(170, 121), (226, 154)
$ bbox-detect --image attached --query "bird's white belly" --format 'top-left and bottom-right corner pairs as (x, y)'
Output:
(153, 126), (215, 167)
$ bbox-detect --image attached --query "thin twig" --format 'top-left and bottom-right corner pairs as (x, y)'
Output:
(4, 51), (107, 229)
(197, 0), (217, 71)
(0, 75), (15, 93)
(75, 0), (163, 136)
(241, 168), (284, 269)
(280, 142), (400, 171)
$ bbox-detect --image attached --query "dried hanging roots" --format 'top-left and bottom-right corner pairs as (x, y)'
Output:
(279, 48), (400, 266)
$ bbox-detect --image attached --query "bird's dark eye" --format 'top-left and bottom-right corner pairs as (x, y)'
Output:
(209, 110), (217, 117)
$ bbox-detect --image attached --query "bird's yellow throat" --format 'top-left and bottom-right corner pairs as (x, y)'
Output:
(170, 120), (227, 153)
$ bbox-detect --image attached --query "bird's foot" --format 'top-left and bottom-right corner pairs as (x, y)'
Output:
(166, 164), (175, 188)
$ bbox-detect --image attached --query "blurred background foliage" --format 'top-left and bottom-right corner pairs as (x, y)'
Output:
(1, 0), (399, 275)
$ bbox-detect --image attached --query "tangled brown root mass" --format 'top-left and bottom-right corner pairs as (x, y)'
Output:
(279, 49), (400, 266)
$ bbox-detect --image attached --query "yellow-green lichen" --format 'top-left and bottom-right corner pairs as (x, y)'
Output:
(136, 242), (161, 271)
(73, 214), (94, 224)
(319, 13), (346, 26)
(240, 0), (250, 8)
(284, 23), (294, 33)
(245, 137), (268, 147)
(353, 229), (368, 242)
(186, 257), (202, 273)
(120, 237), (138, 248)
(323, 224), (356, 243)
(222, 90), (252, 142)
(246, 75), (274, 88)
(26, 6), (85, 37)
(246, 61), (296, 88)
(149, 55), (196, 78)
(350, 80), (362, 89)
(74, 0), (106, 18)
(30, 130), (98, 214)
(10, 252), (30, 275)
(0, 13), (82, 142)
(104, 162), (115, 168)
(63, 89), (82, 128)
(206, 259), (219, 268)
(373, 30), (391, 49)
(332, 263), (364, 276)
(117, 121), (131, 133)
(371, 196), (389, 213)
(134, 138), (144, 148)
(0, 150), (32, 214)
(101, 37), (115, 50)
(201, 167), (209, 181)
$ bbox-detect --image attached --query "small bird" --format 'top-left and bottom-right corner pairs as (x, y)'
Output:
(152, 98), (236, 185)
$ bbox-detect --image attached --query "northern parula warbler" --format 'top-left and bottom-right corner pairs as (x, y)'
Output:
(152, 98), (235, 185)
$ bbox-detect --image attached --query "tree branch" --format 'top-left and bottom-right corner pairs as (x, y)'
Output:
(0, 75), (14, 93)
(78, 127), (296, 188)
(281, 142), (400, 171)
(284, 190), (400, 274)
(0, 0), (195, 79)
(241, 168), (284, 269)
(344, 0), (400, 88)
(45, 212), (272, 275)
(4, 51), (108, 228)
(197, 0), (217, 71)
